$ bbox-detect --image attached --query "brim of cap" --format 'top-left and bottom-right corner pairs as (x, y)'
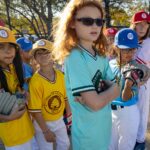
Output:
(132, 20), (150, 24)
(30, 48), (49, 56)
(117, 44), (140, 49)
(1, 41), (20, 50)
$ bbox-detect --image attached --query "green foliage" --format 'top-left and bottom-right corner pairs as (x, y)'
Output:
(104, 0), (149, 27)
(1, 0), (149, 36)
(1, 0), (68, 38)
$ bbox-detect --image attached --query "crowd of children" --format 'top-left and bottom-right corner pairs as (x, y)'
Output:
(0, 0), (150, 150)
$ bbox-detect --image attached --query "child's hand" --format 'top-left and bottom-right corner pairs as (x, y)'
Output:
(8, 105), (26, 121)
(43, 129), (56, 143)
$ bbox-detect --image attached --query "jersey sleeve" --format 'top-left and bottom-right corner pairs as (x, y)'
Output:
(64, 50), (95, 96)
(28, 76), (43, 112)
(104, 59), (115, 82)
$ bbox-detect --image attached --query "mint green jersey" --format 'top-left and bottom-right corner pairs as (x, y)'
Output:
(64, 45), (115, 150)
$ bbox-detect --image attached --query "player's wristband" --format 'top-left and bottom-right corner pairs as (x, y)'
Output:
(67, 113), (72, 123)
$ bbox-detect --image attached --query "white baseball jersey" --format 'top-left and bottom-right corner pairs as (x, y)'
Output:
(134, 37), (150, 142)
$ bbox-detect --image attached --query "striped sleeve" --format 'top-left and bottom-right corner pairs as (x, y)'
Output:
(65, 50), (95, 96)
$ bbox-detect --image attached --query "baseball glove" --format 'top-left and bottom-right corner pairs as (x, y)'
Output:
(122, 60), (150, 85)
(0, 92), (26, 115)
(96, 79), (112, 93)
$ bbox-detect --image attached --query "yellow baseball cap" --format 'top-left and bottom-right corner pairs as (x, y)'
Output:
(30, 39), (53, 56)
(0, 26), (18, 47)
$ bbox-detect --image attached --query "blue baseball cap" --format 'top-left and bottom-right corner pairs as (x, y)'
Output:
(16, 37), (33, 52)
(114, 28), (139, 49)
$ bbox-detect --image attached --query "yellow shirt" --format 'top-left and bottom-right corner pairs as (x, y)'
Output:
(0, 64), (34, 147)
(28, 70), (67, 121)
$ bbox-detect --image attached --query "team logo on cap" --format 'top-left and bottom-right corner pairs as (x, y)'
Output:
(141, 13), (147, 19)
(127, 33), (134, 40)
(0, 30), (8, 38)
(38, 40), (45, 46)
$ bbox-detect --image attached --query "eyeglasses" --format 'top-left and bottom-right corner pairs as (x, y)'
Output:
(76, 17), (105, 27)
(35, 49), (51, 56)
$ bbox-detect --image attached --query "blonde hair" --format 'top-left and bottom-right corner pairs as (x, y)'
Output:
(52, 0), (107, 63)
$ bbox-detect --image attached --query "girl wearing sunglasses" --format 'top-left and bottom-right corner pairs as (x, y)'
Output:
(130, 10), (150, 150)
(53, 0), (120, 150)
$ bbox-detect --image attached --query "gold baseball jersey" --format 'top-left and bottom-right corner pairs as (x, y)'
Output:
(28, 69), (67, 121)
(0, 64), (34, 147)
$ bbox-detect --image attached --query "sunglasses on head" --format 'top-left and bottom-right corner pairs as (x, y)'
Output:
(76, 17), (105, 27)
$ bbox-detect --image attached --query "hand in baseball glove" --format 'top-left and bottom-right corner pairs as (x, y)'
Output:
(96, 79), (113, 93)
(122, 60), (150, 86)
(0, 92), (26, 115)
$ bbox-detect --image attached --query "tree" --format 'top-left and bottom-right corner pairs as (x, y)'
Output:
(102, 0), (111, 27)
(4, 0), (11, 29)
(1, 0), (67, 39)
(103, 0), (149, 27)
(2, 0), (149, 36)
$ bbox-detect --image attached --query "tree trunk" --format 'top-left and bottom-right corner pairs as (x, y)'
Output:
(47, 0), (53, 40)
(103, 0), (111, 27)
(4, 0), (12, 29)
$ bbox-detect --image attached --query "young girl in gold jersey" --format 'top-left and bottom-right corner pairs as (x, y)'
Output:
(0, 26), (34, 150)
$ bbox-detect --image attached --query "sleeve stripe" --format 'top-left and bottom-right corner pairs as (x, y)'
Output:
(72, 85), (95, 96)
(28, 109), (41, 113)
(73, 89), (95, 96)
(72, 85), (95, 92)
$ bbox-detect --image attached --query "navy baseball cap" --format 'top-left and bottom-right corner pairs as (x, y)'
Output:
(16, 37), (33, 52)
(114, 28), (139, 49)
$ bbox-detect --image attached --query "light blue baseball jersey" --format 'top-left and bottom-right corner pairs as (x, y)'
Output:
(109, 59), (138, 106)
(22, 62), (33, 91)
(64, 45), (115, 150)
